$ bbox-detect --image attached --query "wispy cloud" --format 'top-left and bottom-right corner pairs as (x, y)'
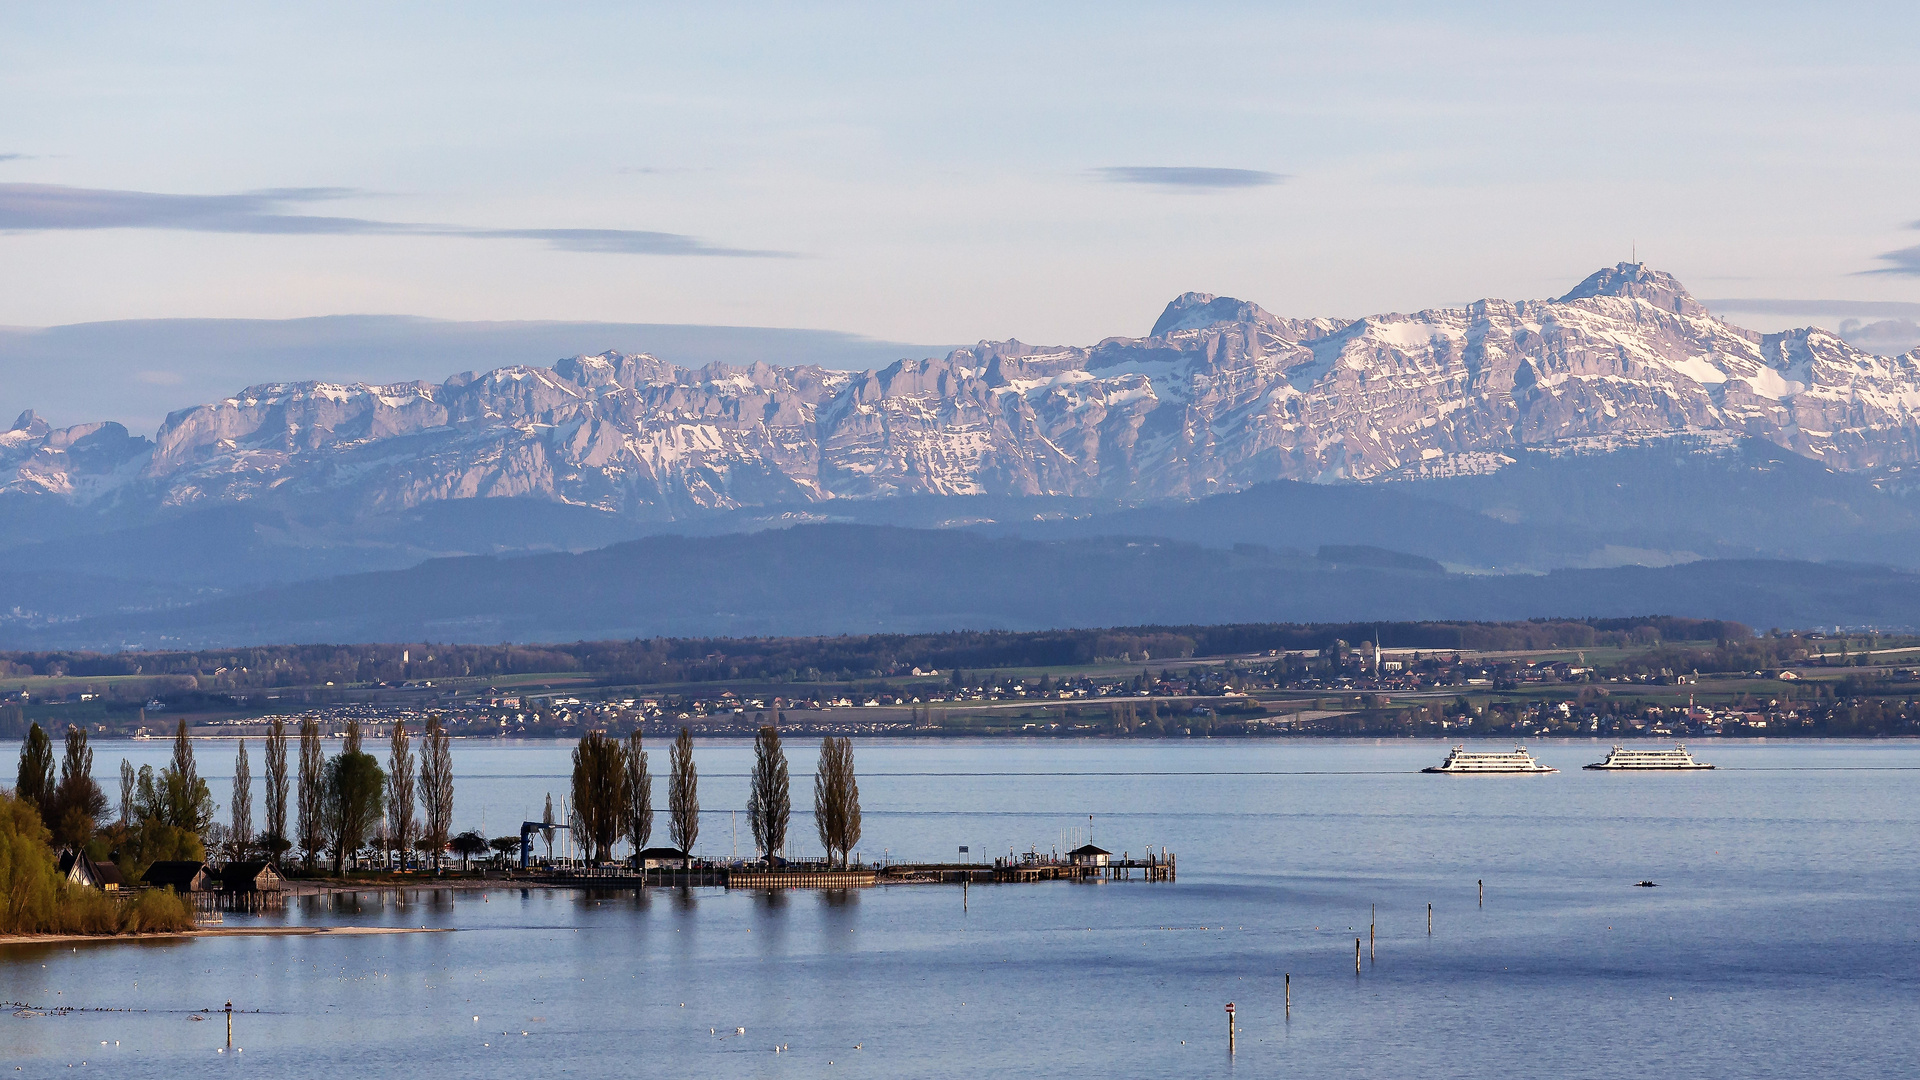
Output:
(1863, 244), (1920, 277)
(1706, 298), (1920, 317)
(0, 153), (30, 162)
(1093, 166), (1286, 190)
(0, 183), (788, 257)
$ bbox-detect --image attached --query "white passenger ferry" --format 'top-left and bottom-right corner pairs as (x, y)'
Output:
(1583, 745), (1714, 770)
(1422, 746), (1557, 774)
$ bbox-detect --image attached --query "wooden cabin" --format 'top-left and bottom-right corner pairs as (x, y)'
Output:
(1068, 844), (1111, 868)
(220, 861), (285, 894)
(635, 846), (690, 871)
(57, 849), (121, 891)
(143, 860), (212, 893)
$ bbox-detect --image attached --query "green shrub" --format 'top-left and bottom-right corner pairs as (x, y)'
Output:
(0, 792), (195, 936)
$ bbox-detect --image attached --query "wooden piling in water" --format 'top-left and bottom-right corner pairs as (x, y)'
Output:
(1428, 902), (1432, 935)
(1285, 973), (1290, 1016)
(1355, 937), (1361, 974)
(1478, 879), (1483, 906)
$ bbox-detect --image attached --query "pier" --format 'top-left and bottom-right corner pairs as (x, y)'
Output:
(524, 848), (1174, 890)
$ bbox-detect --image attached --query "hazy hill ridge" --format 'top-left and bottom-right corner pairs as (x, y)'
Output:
(7, 263), (1920, 517)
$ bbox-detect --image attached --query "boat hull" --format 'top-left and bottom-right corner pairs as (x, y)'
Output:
(1582, 757), (1720, 764)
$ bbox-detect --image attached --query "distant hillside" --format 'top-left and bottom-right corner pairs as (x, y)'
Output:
(5, 524), (1915, 650)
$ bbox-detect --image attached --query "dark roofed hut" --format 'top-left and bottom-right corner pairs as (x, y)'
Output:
(220, 862), (285, 894)
(1068, 844), (1111, 868)
(142, 860), (212, 894)
(635, 847), (690, 871)
(57, 849), (120, 891)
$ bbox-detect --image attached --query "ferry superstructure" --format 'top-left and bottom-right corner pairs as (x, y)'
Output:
(1583, 745), (1714, 770)
(1422, 746), (1557, 774)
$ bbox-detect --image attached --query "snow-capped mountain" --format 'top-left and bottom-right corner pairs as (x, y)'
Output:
(8, 263), (1920, 516)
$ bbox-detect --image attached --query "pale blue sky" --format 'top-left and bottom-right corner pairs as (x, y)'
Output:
(2, 1), (1917, 350)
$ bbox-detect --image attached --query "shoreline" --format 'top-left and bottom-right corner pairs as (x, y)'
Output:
(0, 926), (454, 947)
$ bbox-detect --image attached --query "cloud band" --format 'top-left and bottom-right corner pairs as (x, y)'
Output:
(0, 183), (786, 257)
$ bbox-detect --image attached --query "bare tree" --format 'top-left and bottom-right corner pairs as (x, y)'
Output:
(570, 730), (630, 864)
(625, 732), (652, 861)
(297, 716), (325, 872)
(747, 724), (790, 864)
(231, 739), (253, 861)
(386, 721), (415, 869)
(118, 759), (134, 826)
(812, 736), (862, 868)
(668, 727), (698, 854)
(264, 718), (289, 863)
(419, 714), (454, 872)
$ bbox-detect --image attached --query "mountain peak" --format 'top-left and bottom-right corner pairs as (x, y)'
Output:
(1151, 292), (1278, 337)
(10, 409), (48, 437)
(1558, 262), (1708, 317)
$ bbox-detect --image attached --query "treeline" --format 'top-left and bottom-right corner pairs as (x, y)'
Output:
(3, 723), (195, 935)
(0, 616), (1750, 690)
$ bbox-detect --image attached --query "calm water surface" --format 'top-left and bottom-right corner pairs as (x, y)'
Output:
(4, 737), (1917, 1078)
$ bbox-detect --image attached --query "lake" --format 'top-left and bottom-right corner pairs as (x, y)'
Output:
(4, 737), (1918, 1078)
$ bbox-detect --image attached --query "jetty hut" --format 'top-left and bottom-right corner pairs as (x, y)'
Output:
(220, 861), (285, 895)
(143, 860), (212, 894)
(57, 849), (121, 891)
(635, 846), (690, 871)
(1068, 844), (1111, 869)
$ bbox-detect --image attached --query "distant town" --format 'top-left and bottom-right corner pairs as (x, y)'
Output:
(4, 618), (1916, 741)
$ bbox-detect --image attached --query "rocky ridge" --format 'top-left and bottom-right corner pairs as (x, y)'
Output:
(7, 263), (1920, 516)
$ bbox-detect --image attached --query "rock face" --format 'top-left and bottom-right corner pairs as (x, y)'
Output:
(9, 264), (1920, 515)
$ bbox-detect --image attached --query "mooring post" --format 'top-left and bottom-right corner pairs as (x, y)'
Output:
(1428, 903), (1432, 935)
(225, 1000), (233, 1047)
(1225, 1002), (1235, 1054)
(1355, 937), (1361, 974)
(1285, 973), (1291, 1016)
(1479, 879), (1483, 907)
(1370, 905), (1375, 962)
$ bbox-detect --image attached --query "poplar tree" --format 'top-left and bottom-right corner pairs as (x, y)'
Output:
(747, 724), (790, 864)
(14, 722), (53, 819)
(50, 724), (106, 848)
(419, 715), (454, 872)
(297, 716), (325, 872)
(264, 718), (290, 863)
(386, 721), (415, 869)
(162, 720), (215, 836)
(812, 736), (862, 868)
(668, 727), (698, 853)
(625, 731), (652, 859)
(231, 739), (253, 860)
(118, 759), (135, 827)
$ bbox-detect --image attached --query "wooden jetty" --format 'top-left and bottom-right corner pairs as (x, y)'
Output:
(526, 847), (1174, 890)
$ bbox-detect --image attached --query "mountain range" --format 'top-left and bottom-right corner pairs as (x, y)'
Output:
(6, 262), (1920, 647)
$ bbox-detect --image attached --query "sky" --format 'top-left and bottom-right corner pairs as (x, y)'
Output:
(3, 1), (1919, 417)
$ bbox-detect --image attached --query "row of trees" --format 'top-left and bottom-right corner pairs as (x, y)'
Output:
(567, 726), (863, 867)
(13, 713), (464, 880)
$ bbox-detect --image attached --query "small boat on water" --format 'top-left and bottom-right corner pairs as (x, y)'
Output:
(1422, 746), (1557, 774)
(1584, 745), (1714, 771)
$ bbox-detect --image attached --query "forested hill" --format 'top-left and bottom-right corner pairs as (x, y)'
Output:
(1, 615), (1749, 693)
